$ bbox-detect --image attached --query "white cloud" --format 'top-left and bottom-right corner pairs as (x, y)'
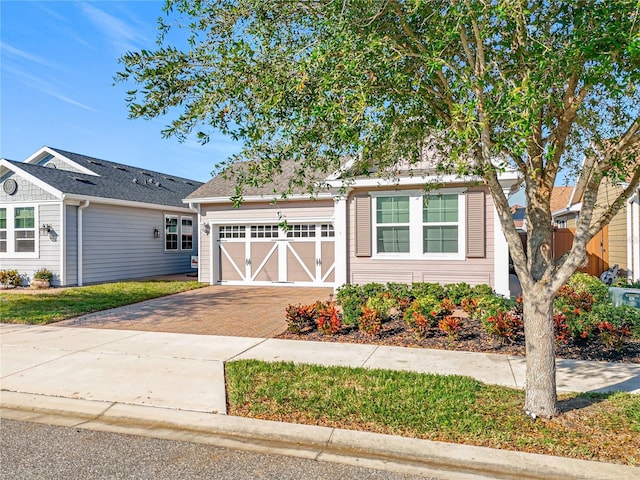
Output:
(0, 42), (59, 69)
(79, 2), (151, 54)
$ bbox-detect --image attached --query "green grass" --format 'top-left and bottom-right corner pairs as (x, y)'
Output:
(0, 281), (203, 324)
(226, 360), (640, 465)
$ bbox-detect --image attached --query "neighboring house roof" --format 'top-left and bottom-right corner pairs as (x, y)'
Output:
(550, 186), (575, 216)
(2, 147), (203, 208)
(510, 205), (526, 231)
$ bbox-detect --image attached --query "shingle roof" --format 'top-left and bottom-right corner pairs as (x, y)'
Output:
(186, 160), (330, 200)
(10, 148), (203, 208)
(550, 186), (574, 213)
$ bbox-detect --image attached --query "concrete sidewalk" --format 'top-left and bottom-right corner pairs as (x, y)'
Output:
(1, 323), (639, 479)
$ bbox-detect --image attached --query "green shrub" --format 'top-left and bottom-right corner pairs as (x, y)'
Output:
(385, 282), (412, 301)
(566, 272), (610, 305)
(336, 284), (365, 326)
(0, 269), (22, 288)
(361, 282), (386, 299)
(403, 296), (453, 337)
(470, 284), (495, 297)
(588, 303), (639, 341)
(444, 282), (473, 305)
(33, 268), (54, 282)
(410, 282), (446, 300)
(366, 293), (398, 321)
(613, 279), (640, 289)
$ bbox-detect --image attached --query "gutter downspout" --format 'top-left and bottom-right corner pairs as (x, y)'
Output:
(60, 194), (66, 286)
(77, 200), (90, 286)
(188, 202), (201, 282)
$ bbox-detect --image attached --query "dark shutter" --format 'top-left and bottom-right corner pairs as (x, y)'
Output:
(466, 190), (486, 258)
(355, 195), (371, 257)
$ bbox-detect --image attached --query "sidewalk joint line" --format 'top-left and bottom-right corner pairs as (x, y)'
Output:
(360, 345), (380, 369)
(224, 338), (270, 362)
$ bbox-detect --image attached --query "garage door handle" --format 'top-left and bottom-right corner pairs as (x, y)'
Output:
(245, 259), (251, 265)
(316, 259), (321, 266)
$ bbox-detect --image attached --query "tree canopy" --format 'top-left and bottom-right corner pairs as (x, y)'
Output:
(118, 0), (640, 417)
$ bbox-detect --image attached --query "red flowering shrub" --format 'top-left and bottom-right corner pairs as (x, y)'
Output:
(317, 301), (341, 335)
(358, 306), (382, 336)
(285, 303), (319, 333)
(482, 310), (523, 343)
(438, 315), (462, 341)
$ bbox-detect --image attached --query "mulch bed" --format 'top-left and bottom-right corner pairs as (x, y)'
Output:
(277, 315), (640, 364)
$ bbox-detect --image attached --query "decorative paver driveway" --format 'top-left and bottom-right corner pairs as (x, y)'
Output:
(55, 286), (333, 338)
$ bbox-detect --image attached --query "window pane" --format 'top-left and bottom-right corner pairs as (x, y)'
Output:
(181, 218), (193, 250)
(423, 195), (458, 223)
(377, 226), (410, 253)
(0, 208), (6, 229)
(14, 207), (35, 228)
(165, 216), (178, 250)
(165, 216), (178, 233)
(423, 226), (458, 253)
(377, 196), (409, 223)
(15, 230), (36, 252)
(0, 230), (6, 252)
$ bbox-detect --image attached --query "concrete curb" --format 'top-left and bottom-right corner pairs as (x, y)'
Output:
(1, 391), (636, 480)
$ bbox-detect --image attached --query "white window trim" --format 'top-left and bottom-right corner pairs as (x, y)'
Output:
(0, 203), (40, 259)
(165, 214), (195, 252)
(370, 189), (466, 261)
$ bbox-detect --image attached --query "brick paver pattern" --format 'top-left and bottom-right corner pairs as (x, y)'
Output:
(55, 285), (334, 338)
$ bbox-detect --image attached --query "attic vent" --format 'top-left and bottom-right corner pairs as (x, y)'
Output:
(46, 163), (57, 169)
(115, 166), (129, 172)
(88, 160), (103, 166)
(141, 172), (152, 176)
(74, 177), (95, 185)
(184, 181), (194, 185)
(133, 178), (138, 183)
(164, 176), (176, 182)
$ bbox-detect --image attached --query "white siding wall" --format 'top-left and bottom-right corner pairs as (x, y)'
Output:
(1, 172), (62, 285)
(0, 203), (62, 286)
(80, 203), (198, 284)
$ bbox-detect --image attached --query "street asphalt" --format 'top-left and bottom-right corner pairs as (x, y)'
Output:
(1, 323), (639, 479)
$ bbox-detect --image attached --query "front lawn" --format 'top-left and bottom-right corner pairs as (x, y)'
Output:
(226, 360), (640, 465)
(0, 281), (203, 324)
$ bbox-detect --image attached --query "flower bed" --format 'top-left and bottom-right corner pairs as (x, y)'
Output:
(279, 274), (640, 363)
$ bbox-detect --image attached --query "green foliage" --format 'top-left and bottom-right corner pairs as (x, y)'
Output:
(410, 282), (446, 301)
(335, 283), (365, 326)
(0, 270), (22, 288)
(566, 273), (610, 305)
(403, 296), (454, 338)
(443, 283), (473, 305)
(385, 282), (412, 301)
(33, 268), (54, 282)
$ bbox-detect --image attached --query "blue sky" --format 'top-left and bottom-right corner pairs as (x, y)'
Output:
(1, 0), (241, 182)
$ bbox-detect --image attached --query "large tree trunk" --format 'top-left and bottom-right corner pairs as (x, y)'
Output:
(522, 285), (559, 418)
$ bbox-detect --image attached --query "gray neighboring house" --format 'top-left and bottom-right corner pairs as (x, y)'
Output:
(0, 146), (203, 286)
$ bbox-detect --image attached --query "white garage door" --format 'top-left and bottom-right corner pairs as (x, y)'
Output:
(218, 223), (335, 286)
